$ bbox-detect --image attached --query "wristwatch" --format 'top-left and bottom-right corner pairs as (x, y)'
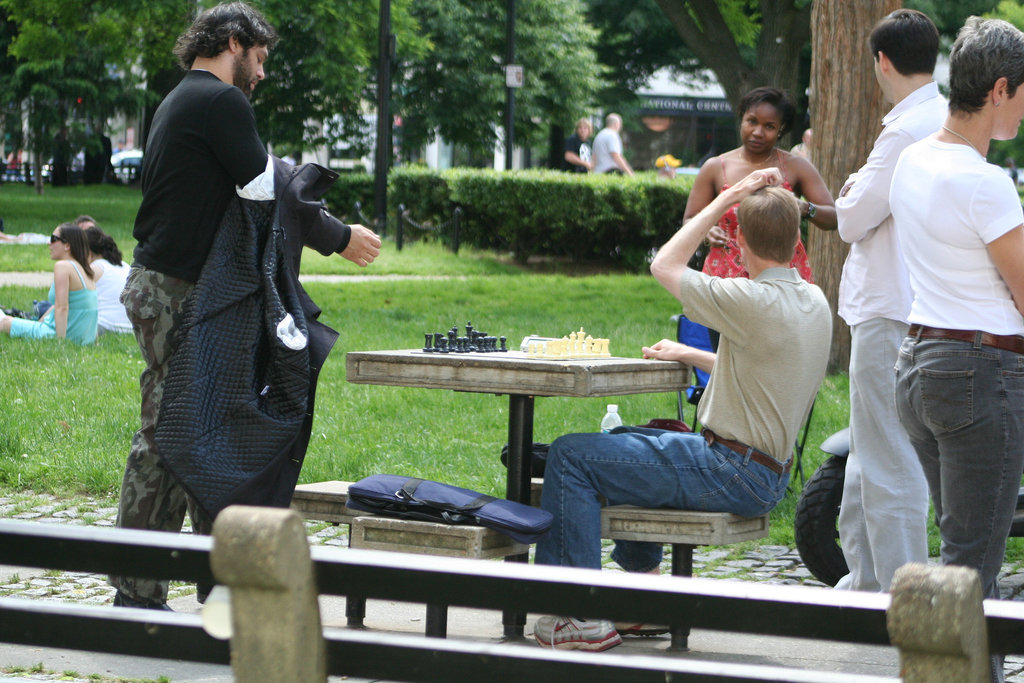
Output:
(805, 202), (817, 219)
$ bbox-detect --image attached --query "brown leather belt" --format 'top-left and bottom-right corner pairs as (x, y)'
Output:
(908, 324), (1024, 355)
(702, 428), (790, 475)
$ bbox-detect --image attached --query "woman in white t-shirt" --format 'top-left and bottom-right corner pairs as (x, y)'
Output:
(891, 19), (1024, 680)
(80, 217), (133, 335)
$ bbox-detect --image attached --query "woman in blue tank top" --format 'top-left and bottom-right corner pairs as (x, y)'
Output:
(0, 222), (98, 345)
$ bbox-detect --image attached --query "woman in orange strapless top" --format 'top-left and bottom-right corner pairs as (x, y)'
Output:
(685, 87), (837, 282)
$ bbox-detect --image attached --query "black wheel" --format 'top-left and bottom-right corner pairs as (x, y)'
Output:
(1011, 487), (1024, 537)
(794, 455), (849, 586)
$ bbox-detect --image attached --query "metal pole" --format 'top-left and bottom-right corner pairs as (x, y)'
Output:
(504, 0), (515, 171)
(374, 0), (392, 237)
(396, 204), (405, 251)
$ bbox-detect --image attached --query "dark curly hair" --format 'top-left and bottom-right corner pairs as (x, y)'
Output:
(738, 87), (797, 137)
(172, 2), (278, 71)
(82, 222), (124, 267)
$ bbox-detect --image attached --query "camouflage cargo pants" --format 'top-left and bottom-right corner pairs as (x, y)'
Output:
(109, 265), (212, 603)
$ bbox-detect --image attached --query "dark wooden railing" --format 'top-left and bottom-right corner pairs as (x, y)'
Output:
(2, 509), (1023, 682)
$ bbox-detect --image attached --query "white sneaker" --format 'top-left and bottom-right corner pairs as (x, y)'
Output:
(533, 615), (622, 651)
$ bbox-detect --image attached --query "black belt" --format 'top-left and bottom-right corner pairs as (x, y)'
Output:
(702, 428), (790, 475)
(908, 324), (1024, 356)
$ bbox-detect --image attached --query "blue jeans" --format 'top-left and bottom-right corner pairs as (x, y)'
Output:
(534, 426), (789, 571)
(894, 335), (1024, 601)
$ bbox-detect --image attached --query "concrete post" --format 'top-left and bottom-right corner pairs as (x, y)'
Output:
(211, 505), (325, 682)
(887, 563), (988, 683)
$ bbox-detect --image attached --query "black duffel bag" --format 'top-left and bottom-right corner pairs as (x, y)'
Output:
(346, 474), (552, 544)
(499, 442), (550, 478)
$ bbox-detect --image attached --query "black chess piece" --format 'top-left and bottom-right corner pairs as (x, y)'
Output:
(438, 338), (449, 353)
(499, 336), (508, 352)
(424, 333), (435, 352)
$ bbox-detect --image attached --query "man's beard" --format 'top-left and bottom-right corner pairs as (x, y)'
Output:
(232, 50), (254, 98)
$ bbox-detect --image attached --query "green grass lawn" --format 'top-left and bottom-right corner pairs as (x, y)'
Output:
(0, 182), (527, 276)
(0, 270), (850, 550)
(2, 180), (1020, 563)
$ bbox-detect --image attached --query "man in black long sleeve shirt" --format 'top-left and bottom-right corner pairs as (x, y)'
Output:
(111, 1), (381, 610)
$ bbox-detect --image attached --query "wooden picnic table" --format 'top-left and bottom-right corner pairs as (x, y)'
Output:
(346, 348), (689, 638)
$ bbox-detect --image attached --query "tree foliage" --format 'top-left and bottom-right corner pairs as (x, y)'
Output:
(394, 0), (603, 158)
(906, 0), (1003, 35)
(651, 0), (812, 126)
(252, 0), (425, 153)
(0, 0), (428, 163)
(0, 0), (153, 191)
(583, 0), (698, 107)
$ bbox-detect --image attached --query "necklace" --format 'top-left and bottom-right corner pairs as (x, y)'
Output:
(740, 148), (776, 167)
(941, 125), (983, 157)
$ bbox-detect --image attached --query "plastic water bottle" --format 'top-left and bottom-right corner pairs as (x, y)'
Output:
(601, 404), (623, 433)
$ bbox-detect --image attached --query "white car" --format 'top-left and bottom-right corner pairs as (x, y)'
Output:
(111, 149), (143, 183)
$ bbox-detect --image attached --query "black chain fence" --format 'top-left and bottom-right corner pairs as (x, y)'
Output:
(348, 201), (461, 254)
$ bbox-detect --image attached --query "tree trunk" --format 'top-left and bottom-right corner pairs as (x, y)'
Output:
(808, 0), (900, 373)
(758, 0), (811, 146)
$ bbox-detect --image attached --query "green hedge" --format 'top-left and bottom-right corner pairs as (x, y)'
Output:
(323, 168), (693, 271)
(323, 172), (375, 224)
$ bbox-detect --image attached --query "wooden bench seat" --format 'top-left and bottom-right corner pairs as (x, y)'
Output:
(295, 478), (769, 647)
(290, 480), (365, 525)
(534, 476), (770, 649)
(601, 505), (770, 649)
(601, 505), (770, 547)
(349, 515), (528, 559)
(347, 517), (528, 637)
(292, 482), (530, 637)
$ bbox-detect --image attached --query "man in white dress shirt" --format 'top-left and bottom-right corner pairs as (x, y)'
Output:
(834, 9), (946, 592)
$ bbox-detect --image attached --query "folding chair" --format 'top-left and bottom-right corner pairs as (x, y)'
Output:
(670, 313), (812, 485)
(671, 313), (713, 428)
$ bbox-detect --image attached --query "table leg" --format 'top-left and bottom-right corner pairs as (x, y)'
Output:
(502, 393), (534, 640)
(669, 543), (695, 651)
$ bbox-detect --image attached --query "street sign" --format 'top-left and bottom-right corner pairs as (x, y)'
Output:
(505, 65), (523, 88)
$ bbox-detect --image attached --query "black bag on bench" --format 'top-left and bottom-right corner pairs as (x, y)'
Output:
(346, 474), (552, 544)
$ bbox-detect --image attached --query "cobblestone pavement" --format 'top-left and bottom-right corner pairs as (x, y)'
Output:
(2, 491), (1024, 681)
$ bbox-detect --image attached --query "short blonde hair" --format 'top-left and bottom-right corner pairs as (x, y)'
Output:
(736, 186), (800, 263)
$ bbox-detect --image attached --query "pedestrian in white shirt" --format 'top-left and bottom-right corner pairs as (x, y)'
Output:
(591, 113), (634, 176)
(834, 9), (945, 593)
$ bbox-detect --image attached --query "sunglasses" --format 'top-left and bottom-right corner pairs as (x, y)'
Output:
(49, 234), (67, 244)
